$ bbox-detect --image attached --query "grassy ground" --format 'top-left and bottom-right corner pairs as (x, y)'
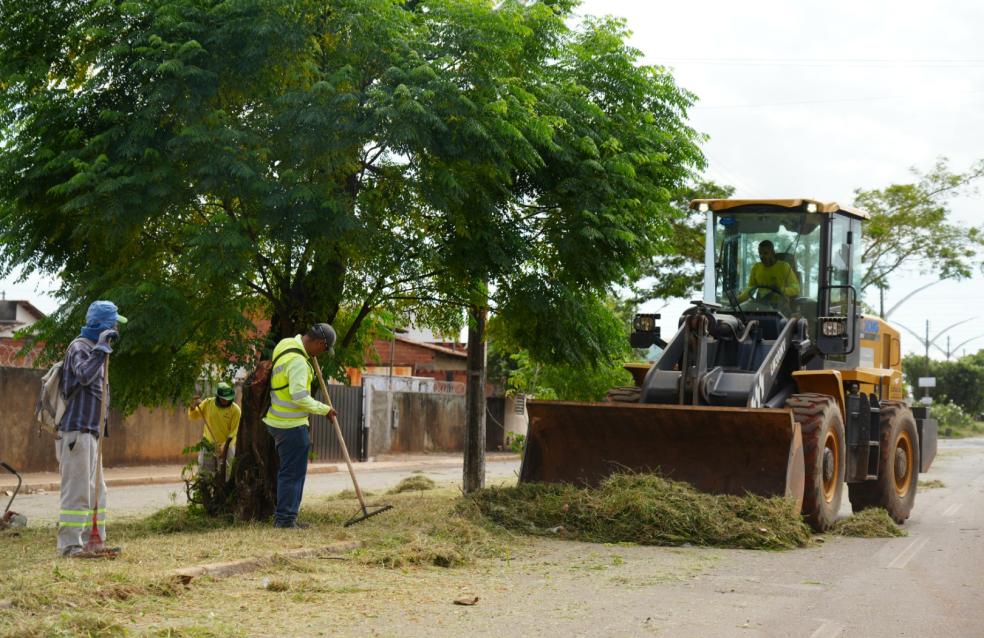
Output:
(0, 487), (520, 637)
(940, 420), (984, 438)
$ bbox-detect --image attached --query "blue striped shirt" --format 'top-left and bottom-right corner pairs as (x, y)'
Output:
(59, 338), (110, 436)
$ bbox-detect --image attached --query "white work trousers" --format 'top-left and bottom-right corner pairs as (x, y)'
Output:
(198, 442), (235, 479)
(55, 431), (107, 554)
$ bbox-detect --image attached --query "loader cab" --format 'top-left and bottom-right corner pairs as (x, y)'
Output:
(696, 199), (864, 356)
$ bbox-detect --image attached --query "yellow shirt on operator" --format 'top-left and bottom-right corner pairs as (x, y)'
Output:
(738, 260), (800, 301)
(188, 397), (242, 445)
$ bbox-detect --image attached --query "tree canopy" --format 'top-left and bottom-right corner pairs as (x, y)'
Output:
(633, 179), (734, 302)
(0, 0), (704, 410)
(855, 158), (984, 294)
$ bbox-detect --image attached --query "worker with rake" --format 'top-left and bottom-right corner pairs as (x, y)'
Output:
(263, 323), (337, 528)
(56, 300), (125, 558)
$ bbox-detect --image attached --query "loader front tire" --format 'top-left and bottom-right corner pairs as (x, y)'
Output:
(788, 393), (845, 532)
(847, 402), (918, 524)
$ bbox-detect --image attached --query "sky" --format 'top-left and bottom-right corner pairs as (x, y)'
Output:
(2, 0), (983, 358)
(576, 0), (984, 358)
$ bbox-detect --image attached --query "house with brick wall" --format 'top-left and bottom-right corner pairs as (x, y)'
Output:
(351, 336), (468, 386)
(0, 299), (46, 367)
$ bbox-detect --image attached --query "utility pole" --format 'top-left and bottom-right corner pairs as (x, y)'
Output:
(924, 320), (930, 399)
(463, 301), (488, 494)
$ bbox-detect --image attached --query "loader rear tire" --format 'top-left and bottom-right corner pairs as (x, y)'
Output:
(847, 402), (918, 524)
(788, 393), (845, 532)
(605, 386), (641, 403)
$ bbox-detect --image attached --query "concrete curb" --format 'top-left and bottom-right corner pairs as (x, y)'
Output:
(0, 464), (341, 494)
(170, 540), (361, 584)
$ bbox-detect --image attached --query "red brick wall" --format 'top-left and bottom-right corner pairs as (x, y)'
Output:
(367, 339), (466, 383)
(0, 339), (43, 368)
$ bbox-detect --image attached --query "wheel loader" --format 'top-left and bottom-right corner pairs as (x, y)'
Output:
(519, 199), (937, 531)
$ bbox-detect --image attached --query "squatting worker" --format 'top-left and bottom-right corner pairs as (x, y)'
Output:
(188, 382), (241, 478)
(56, 300), (126, 558)
(263, 323), (337, 529)
(738, 240), (800, 302)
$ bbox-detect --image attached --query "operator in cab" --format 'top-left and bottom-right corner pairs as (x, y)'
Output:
(737, 240), (800, 303)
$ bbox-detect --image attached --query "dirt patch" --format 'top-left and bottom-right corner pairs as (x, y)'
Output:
(918, 479), (945, 489)
(467, 473), (811, 550)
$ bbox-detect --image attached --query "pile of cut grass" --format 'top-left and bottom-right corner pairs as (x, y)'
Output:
(388, 475), (437, 494)
(128, 505), (233, 535)
(466, 473), (811, 550)
(918, 479), (945, 490)
(352, 491), (513, 568)
(831, 508), (907, 538)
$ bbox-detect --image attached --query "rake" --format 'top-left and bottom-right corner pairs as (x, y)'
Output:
(311, 358), (392, 526)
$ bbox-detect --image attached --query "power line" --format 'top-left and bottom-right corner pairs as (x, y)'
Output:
(694, 90), (984, 111)
(656, 57), (984, 68)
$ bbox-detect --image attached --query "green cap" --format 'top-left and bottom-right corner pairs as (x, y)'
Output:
(215, 382), (235, 401)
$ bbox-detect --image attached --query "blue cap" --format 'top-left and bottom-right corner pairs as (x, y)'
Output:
(85, 300), (127, 331)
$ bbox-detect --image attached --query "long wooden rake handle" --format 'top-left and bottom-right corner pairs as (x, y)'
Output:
(311, 357), (367, 510)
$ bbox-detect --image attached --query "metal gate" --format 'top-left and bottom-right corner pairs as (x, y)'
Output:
(310, 385), (364, 462)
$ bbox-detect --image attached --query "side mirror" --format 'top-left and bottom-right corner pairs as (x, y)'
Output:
(630, 313), (663, 348)
(817, 285), (857, 355)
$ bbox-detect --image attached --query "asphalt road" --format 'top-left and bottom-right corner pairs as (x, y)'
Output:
(346, 438), (984, 638)
(8, 458), (523, 524)
(594, 437), (984, 637)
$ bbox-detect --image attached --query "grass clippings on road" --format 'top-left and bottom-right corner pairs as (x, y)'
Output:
(830, 508), (907, 538)
(466, 473), (812, 550)
(387, 475), (437, 494)
(918, 479), (945, 489)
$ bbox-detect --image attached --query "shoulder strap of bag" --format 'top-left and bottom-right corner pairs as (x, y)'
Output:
(61, 337), (93, 400)
(269, 347), (307, 392)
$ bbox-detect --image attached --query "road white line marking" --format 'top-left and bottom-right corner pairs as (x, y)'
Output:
(886, 537), (929, 569)
(943, 503), (963, 517)
(809, 620), (844, 638)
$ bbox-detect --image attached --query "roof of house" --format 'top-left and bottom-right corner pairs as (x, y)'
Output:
(0, 299), (47, 325)
(394, 336), (467, 359)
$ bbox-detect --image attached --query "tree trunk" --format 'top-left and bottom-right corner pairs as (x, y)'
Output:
(463, 303), (488, 493)
(230, 361), (279, 520)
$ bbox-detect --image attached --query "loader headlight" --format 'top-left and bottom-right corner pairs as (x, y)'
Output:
(634, 313), (659, 333)
(806, 202), (818, 213)
(820, 317), (847, 337)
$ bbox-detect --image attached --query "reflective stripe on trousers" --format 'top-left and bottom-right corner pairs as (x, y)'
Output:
(55, 430), (108, 552)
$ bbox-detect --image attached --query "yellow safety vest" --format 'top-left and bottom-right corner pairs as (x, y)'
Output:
(263, 336), (315, 429)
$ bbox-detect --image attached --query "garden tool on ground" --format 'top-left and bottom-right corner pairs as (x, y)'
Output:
(1, 462), (27, 529)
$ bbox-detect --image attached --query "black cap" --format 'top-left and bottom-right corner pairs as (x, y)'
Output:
(311, 323), (336, 354)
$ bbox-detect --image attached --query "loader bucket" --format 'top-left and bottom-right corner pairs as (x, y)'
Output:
(520, 401), (805, 509)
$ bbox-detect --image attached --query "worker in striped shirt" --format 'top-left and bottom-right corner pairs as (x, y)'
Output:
(56, 300), (125, 558)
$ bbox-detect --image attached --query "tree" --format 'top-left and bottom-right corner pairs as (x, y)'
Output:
(855, 158), (984, 295)
(635, 180), (734, 302)
(0, 0), (703, 508)
(487, 295), (635, 403)
(902, 352), (984, 416)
